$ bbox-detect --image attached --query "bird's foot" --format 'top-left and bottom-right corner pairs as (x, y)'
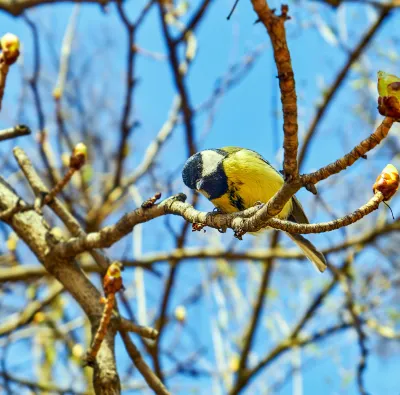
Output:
(234, 228), (246, 240)
(253, 200), (265, 208)
(192, 223), (206, 232)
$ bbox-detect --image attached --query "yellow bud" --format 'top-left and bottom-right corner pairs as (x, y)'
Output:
(107, 262), (122, 278)
(377, 71), (400, 97)
(70, 142), (88, 170)
(100, 296), (107, 304)
(185, 32), (197, 61)
(229, 354), (240, 372)
(73, 142), (88, 160)
(72, 343), (84, 358)
(174, 305), (186, 322)
(33, 312), (46, 323)
(1, 33), (19, 49)
(1, 33), (20, 64)
(6, 232), (18, 251)
(104, 262), (124, 294)
(373, 164), (399, 201)
(52, 87), (62, 101)
(377, 325), (396, 339)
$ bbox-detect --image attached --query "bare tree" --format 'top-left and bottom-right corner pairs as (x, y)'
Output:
(0, 0), (400, 394)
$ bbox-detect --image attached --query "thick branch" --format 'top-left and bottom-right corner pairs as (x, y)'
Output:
(0, 169), (120, 393)
(0, 0), (116, 16)
(251, 1), (299, 178)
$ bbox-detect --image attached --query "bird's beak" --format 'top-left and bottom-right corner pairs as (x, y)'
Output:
(196, 179), (203, 191)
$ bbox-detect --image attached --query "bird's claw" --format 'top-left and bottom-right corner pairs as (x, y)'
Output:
(234, 228), (246, 240)
(253, 200), (264, 208)
(192, 223), (206, 232)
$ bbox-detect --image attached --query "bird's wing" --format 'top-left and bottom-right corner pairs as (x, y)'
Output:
(220, 146), (242, 155)
(221, 147), (282, 176)
(288, 196), (309, 224)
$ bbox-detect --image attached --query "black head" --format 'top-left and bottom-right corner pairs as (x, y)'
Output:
(182, 149), (229, 200)
(182, 151), (202, 190)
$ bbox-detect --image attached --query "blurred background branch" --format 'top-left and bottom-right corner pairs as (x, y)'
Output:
(0, 0), (399, 394)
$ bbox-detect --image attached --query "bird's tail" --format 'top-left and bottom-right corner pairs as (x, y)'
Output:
(285, 232), (327, 273)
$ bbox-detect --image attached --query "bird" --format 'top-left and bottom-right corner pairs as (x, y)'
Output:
(182, 147), (327, 273)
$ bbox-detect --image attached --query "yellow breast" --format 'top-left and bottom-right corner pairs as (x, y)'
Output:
(210, 149), (292, 219)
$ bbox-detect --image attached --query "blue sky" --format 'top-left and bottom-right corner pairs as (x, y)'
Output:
(0, 0), (399, 394)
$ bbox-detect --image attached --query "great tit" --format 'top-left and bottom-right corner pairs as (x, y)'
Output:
(182, 147), (327, 273)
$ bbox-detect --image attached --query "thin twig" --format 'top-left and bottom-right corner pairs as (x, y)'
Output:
(234, 232), (278, 386)
(0, 125), (31, 142)
(0, 282), (64, 337)
(119, 319), (159, 340)
(174, 0), (212, 43)
(120, 331), (171, 395)
(158, 1), (196, 157)
(298, 7), (391, 167)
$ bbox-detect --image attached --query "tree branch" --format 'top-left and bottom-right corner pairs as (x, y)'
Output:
(298, 7), (392, 166)
(0, 125), (31, 142)
(0, 0), (117, 16)
(251, 1), (299, 178)
(0, 164), (120, 394)
(0, 281), (64, 337)
(120, 331), (171, 395)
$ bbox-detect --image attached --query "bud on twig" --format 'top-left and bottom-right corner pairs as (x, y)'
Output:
(85, 262), (124, 366)
(174, 305), (186, 323)
(373, 164), (399, 201)
(70, 142), (87, 170)
(377, 71), (400, 118)
(43, 143), (88, 205)
(103, 261), (124, 296)
(0, 33), (20, 110)
(0, 33), (20, 65)
(141, 192), (162, 208)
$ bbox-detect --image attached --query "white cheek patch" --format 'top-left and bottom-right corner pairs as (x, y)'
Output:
(200, 150), (224, 178)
